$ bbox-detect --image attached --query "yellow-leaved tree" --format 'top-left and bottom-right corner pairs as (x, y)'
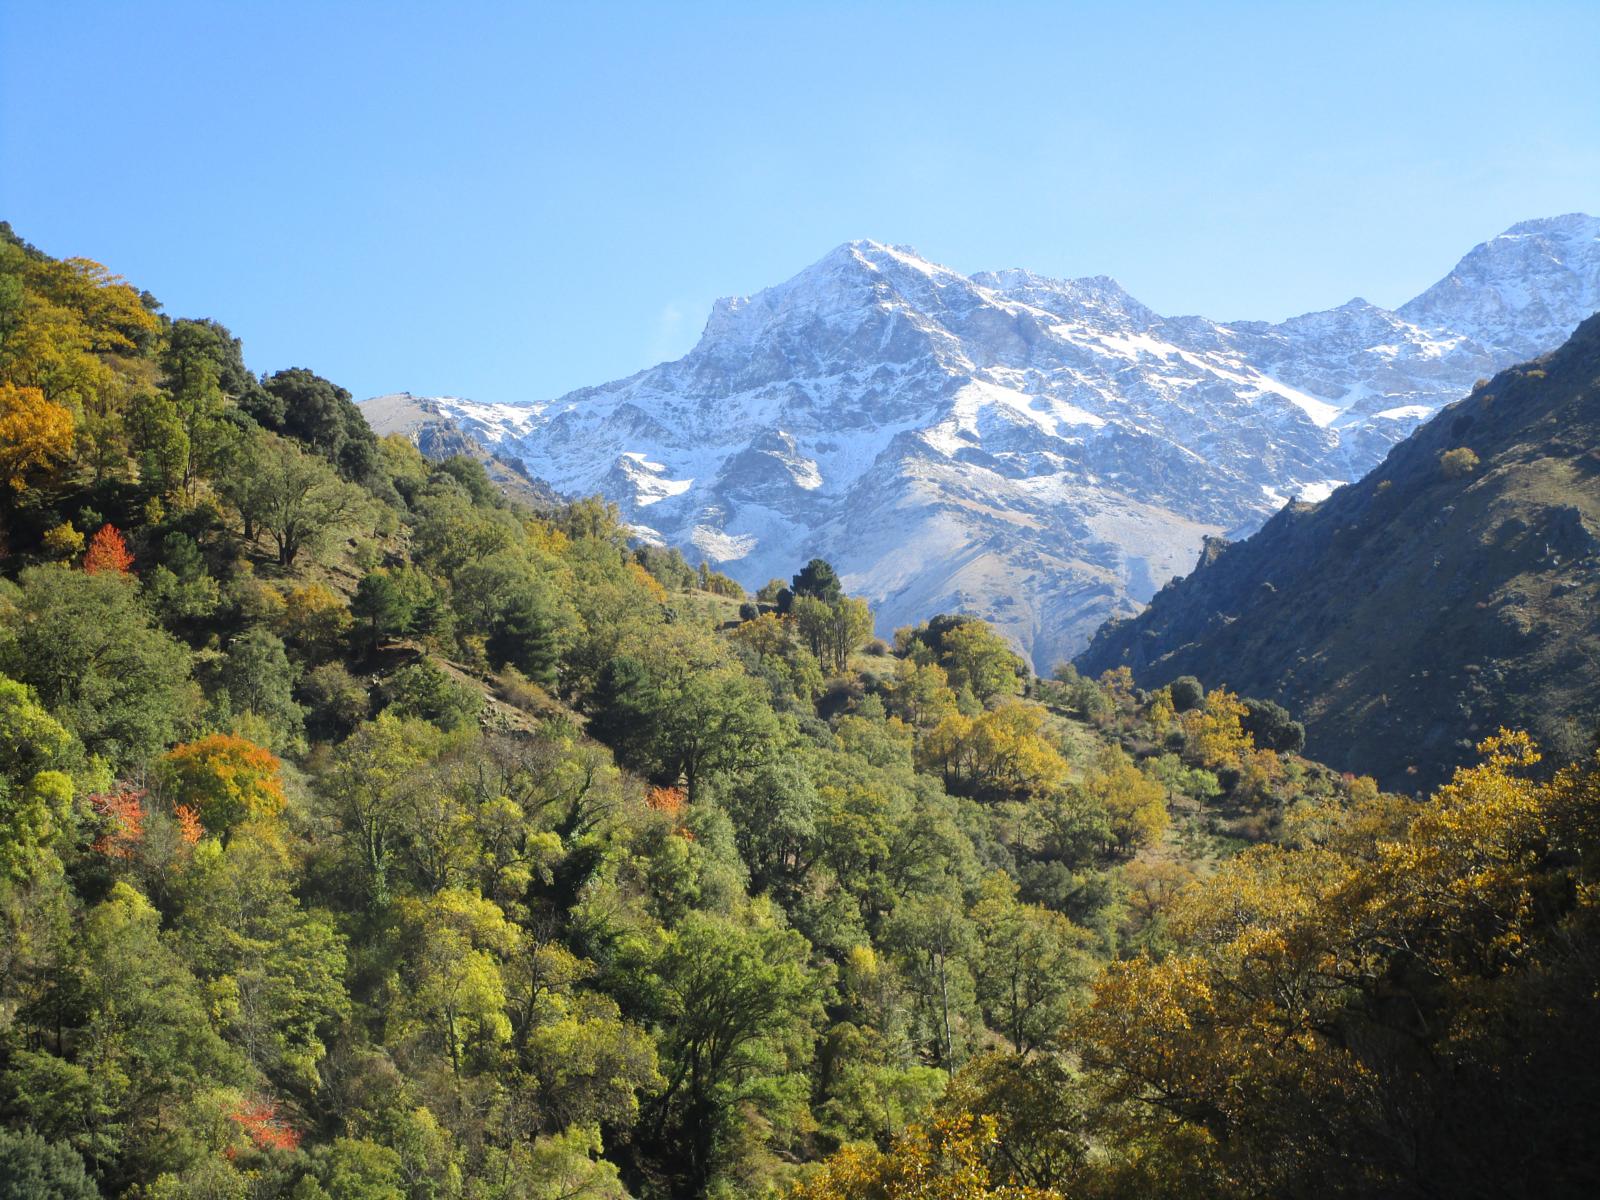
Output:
(1067, 730), (1600, 1197)
(794, 1112), (1064, 1200)
(0, 382), (74, 492)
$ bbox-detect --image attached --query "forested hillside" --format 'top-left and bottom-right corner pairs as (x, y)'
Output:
(1, 225), (1598, 1200)
(1078, 315), (1600, 790)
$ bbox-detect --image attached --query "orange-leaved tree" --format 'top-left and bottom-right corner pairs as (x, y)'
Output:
(173, 803), (204, 845)
(159, 733), (286, 841)
(89, 785), (148, 859)
(83, 523), (134, 574)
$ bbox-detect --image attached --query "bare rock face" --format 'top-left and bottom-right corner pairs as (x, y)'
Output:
(362, 217), (1600, 672)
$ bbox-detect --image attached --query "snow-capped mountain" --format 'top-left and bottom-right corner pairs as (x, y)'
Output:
(363, 214), (1600, 672)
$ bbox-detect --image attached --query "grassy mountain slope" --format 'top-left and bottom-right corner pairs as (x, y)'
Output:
(1079, 314), (1600, 790)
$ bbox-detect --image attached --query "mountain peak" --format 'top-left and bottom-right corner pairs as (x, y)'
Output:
(695, 240), (975, 359)
(1399, 212), (1600, 357)
(801, 239), (953, 280)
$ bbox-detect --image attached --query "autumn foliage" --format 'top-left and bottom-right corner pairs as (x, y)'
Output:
(793, 1113), (1060, 1200)
(159, 733), (285, 838)
(83, 523), (134, 574)
(645, 785), (687, 819)
(90, 785), (148, 858)
(644, 784), (698, 841)
(629, 560), (670, 603)
(174, 802), (204, 845)
(228, 1097), (301, 1154)
(0, 381), (75, 492)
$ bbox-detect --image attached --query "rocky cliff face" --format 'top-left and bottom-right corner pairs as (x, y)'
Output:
(363, 215), (1600, 671)
(1077, 314), (1600, 790)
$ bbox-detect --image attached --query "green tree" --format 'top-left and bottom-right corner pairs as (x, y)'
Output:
(398, 887), (519, 1073)
(0, 674), (80, 881)
(485, 572), (569, 684)
(971, 874), (1090, 1053)
(518, 989), (662, 1132)
(158, 322), (229, 493)
(884, 889), (978, 1068)
(14, 883), (240, 1188)
(1241, 696), (1306, 753)
(589, 632), (780, 800)
(791, 557), (843, 605)
(309, 1138), (404, 1200)
(172, 830), (350, 1094)
(1169, 675), (1205, 713)
(716, 758), (819, 901)
(316, 713), (450, 908)
(483, 1124), (629, 1200)
(0, 567), (195, 767)
(163, 318), (266, 413)
(452, 552), (574, 683)
(660, 668), (779, 801)
(350, 568), (415, 650)
(941, 621), (1023, 701)
(0, 1128), (100, 1200)
(649, 906), (827, 1191)
(215, 424), (276, 542)
(144, 533), (221, 624)
(379, 659), (483, 732)
(211, 628), (304, 749)
(260, 367), (379, 482)
(127, 391), (189, 497)
(253, 434), (368, 566)
(826, 596), (875, 672)
(299, 663), (370, 742)
(791, 593), (834, 664)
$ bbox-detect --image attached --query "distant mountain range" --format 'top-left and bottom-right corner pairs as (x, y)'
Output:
(361, 214), (1600, 672)
(1079, 312), (1600, 789)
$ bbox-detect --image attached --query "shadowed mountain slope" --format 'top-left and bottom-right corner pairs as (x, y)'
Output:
(1078, 314), (1600, 789)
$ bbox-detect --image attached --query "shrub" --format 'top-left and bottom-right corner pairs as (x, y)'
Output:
(1241, 697), (1306, 753)
(380, 659), (482, 731)
(299, 662), (370, 741)
(42, 523), (84, 560)
(1440, 446), (1480, 478)
(495, 664), (549, 713)
(1169, 675), (1205, 713)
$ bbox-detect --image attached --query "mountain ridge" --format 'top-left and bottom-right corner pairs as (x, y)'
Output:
(362, 215), (1600, 670)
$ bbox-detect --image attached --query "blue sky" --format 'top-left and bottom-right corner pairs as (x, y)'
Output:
(3, 2), (1597, 403)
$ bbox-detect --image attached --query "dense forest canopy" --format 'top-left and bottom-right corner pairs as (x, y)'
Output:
(0, 223), (1596, 1199)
